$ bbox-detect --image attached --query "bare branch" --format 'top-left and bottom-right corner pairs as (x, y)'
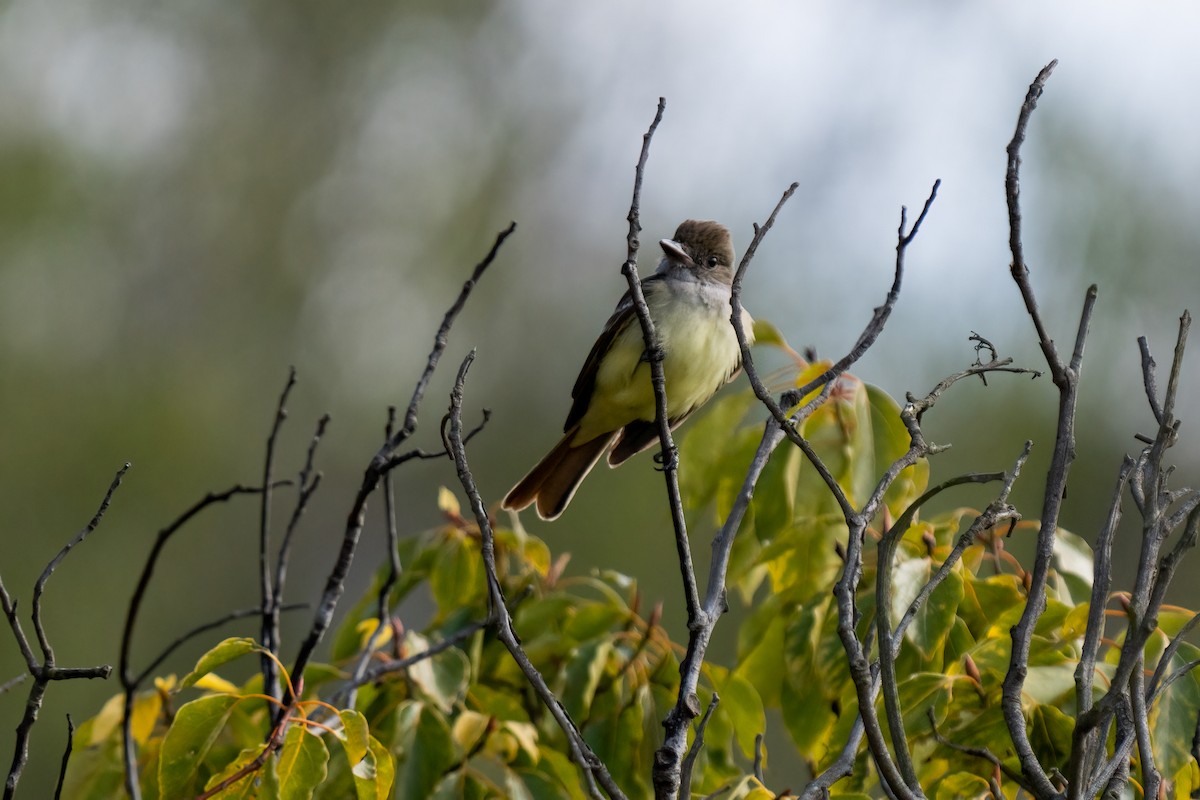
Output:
(357, 619), (489, 684)
(379, 222), (518, 463)
(1130, 654), (1160, 799)
(617, 99), (704, 636)
(997, 61), (1099, 800)
(679, 693), (719, 799)
(119, 480), (285, 800)
(52, 714), (74, 800)
(892, 446), (1030, 652)
(446, 351), (625, 800)
(32, 463), (130, 663)
(346, 407), (401, 709)
(260, 367), (297, 703)
(3, 464), (126, 800)
(286, 222), (514, 710)
(657, 178), (804, 797)
(269, 412), (330, 699)
(1068, 456), (1134, 790)
(1006, 59), (1062, 382)
(928, 708), (1028, 791)
(799, 715), (866, 799)
(133, 603), (307, 687)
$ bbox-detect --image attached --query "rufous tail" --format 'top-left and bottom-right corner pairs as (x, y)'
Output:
(502, 428), (616, 520)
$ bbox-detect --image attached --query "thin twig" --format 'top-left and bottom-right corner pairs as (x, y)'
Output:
(286, 222), (514, 708)
(928, 708), (1028, 790)
(194, 701), (294, 800)
(799, 715), (866, 799)
(31, 463), (130, 663)
(446, 351), (624, 800)
(679, 693), (719, 799)
(1071, 312), (1192, 799)
(356, 619), (489, 684)
(1068, 456), (1134, 789)
(119, 481), (286, 800)
(3, 465), (126, 800)
(259, 368), (296, 703)
(656, 179), (803, 798)
(1130, 654), (1160, 798)
(1006, 60), (1062, 383)
(893, 446), (1030, 653)
(347, 407), (402, 709)
(133, 604), (307, 687)
(998, 61), (1094, 800)
(270, 413), (329, 666)
(618, 98), (703, 625)
(52, 714), (74, 800)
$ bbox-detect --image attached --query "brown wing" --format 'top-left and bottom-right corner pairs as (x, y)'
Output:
(564, 275), (666, 432)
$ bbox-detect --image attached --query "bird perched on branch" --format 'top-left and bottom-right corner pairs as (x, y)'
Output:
(502, 219), (753, 520)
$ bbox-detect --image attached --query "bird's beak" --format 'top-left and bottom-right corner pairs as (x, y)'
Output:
(659, 238), (695, 267)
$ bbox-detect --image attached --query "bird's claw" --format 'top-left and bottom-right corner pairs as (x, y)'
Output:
(653, 445), (679, 472)
(640, 345), (666, 365)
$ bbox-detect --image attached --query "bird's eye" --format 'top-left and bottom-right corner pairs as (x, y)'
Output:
(706, 256), (719, 268)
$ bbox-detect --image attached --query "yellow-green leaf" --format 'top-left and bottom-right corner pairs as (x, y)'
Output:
(180, 637), (262, 690)
(276, 724), (329, 800)
(158, 694), (241, 797)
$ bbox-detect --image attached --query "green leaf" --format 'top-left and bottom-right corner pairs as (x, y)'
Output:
(562, 602), (628, 641)
(891, 558), (963, 663)
(780, 672), (837, 763)
(866, 383), (928, 513)
(276, 724), (330, 800)
(394, 701), (456, 799)
(407, 633), (471, 713)
(1151, 640), (1200, 780)
(201, 745), (261, 798)
(718, 673), (766, 760)
(159, 694), (241, 797)
(932, 772), (993, 800)
(59, 712), (126, 800)
(734, 594), (788, 708)
(894, 672), (955, 735)
(582, 686), (649, 793)
(1022, 662), (1076, 706)
(536, 748), (588, 800)
(429, 530), (483, 615)
(562, 639), (612, 722)
(679, 389), (759, 521)
(959, 574), (1025, 638)
(749, 437), (801, 544)
(179, 637), (261, 690)
(750, 317), (792, 351)
(366, 731), (396, 799)
(468, 684), (532, 724)
(1027, 702), (1074, 768)
(1050, 527), (1093, 604)
(329, 709), (395, 800)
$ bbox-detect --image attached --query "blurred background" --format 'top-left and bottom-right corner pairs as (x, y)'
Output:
(2, 0), (1199, 791)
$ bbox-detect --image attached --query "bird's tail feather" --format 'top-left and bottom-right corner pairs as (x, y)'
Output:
(502, 428), (616, 520)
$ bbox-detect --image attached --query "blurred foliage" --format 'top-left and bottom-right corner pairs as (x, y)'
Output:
(55, 371), (1200, 797)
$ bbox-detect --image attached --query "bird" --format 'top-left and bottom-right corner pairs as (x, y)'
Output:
(502, 219), (754, 520)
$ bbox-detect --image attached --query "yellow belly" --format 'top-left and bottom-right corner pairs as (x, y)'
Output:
(574, 282), (752, 442)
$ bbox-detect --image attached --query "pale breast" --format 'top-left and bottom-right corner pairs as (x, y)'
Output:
(577, 280), (751, 439)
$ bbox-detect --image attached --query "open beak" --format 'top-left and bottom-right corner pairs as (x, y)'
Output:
(659, 238), (695, 267)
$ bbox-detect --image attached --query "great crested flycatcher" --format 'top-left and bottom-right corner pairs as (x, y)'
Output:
(502, 219), (753, 520)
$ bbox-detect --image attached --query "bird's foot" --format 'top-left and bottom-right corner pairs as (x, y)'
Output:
(653, 445), (679, 472)
(640, 345), (666, 365)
